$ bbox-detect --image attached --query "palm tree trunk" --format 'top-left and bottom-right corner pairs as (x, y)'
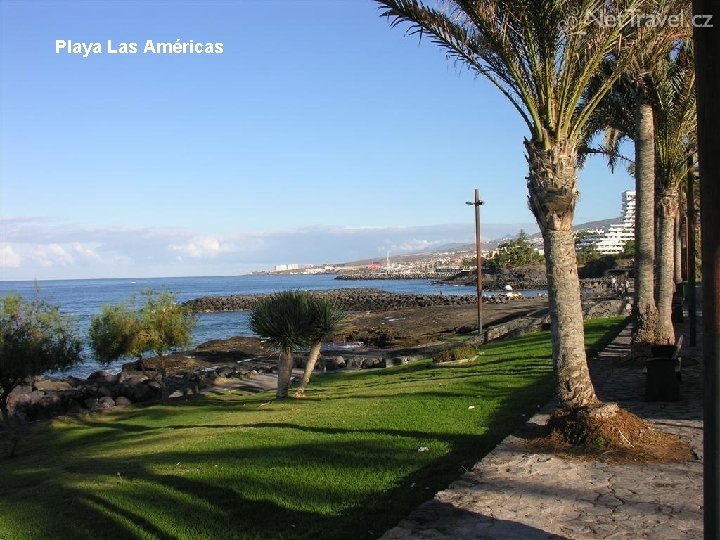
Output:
(526, 140), (599, 411)
(655, 190), (678, 344)
(276, 348), (293, 398)
(296, 341), (322, 397)
(674, 213), (683, 287)
(633, 97), (659, 344)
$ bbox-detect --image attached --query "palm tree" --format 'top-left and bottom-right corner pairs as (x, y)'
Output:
(376, 0), (647, 412)
(295, 297), (348, 398)
(250, 291), (311, 398)
(588, 1), (689, 347)
(652, 42), (696, 344)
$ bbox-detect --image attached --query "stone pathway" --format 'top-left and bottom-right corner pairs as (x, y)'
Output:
(381, 320), (703, 540)
(201, 368), (305, 395)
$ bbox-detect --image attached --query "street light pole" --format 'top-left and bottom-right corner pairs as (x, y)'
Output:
(466, 189), (484, 339)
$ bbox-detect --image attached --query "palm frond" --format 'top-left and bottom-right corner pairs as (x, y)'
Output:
(652, 39), (696, 193)
(377, 0), (652, 148)
(249, 291), (313, 352)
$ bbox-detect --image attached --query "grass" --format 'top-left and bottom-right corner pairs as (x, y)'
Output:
(0, 317), (626, 540)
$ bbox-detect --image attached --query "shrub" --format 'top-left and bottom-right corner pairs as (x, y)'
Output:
(433, 344), (477, 364)
(1, 294), (82, 426)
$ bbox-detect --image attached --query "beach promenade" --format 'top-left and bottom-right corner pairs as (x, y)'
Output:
(381, 316), (704, 539)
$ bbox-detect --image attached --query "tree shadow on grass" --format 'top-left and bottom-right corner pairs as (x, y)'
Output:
(3, 324), (624, 539)
(0, 371), (559, 540)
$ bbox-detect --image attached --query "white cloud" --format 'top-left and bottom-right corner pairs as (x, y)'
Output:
(382, 238), (444, 253)
(71, 242), (102, 262)
(171, 236), (223, 258)
(0, 216), (535, 280)
(31, 244), (74, 267)
(0, 244), (22, 268)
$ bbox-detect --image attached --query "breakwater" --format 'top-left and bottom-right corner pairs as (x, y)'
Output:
(184, 288), (526, 313)
(337, 268), (617, 292)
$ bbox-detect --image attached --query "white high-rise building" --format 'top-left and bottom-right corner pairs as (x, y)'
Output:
(576, 190), (635, 255)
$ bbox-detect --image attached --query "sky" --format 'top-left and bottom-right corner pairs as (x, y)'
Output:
(0, 0), (635, 280)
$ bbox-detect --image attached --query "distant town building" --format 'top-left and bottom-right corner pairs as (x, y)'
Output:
(576, 190), (635, 255)
(273, 264), (300, 272)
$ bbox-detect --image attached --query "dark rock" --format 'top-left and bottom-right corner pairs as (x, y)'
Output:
(33, 379), (73, 392)
(88, 370), (120, 385)
(119, 371), (149, 384)
(129, 384), (153, 402)
(98, 397), (115, 409)
(324, 356), (345, 370)
(66, 401), (85, 415)
(345, 357), (363, 369)
(115, 396), (132, 407)
(216, 366), (235, 378)
(362, 357), (386, 369)
(6, 390), (33, 416)
(8, 384), (32, 396)
(84, 397), (99, 410)
(97, 385), (114, 398)
(12, 410), (30, 424)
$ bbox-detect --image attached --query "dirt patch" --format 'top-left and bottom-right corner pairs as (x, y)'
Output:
(345, 298), (547, 348)
(135, 336), (275, 376)
(525, 404), (694, 464)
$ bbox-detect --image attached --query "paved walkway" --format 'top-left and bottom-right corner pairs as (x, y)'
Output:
(381, 318), (703, 540)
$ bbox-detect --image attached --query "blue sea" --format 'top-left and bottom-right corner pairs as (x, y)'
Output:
(0, 274), (486, 378)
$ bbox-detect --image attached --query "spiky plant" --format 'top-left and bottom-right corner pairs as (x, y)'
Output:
(250, 291), (312, 398)
(295, 297), (349, 398)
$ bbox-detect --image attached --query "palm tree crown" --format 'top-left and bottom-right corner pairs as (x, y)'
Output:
(250, 291), (312, 353)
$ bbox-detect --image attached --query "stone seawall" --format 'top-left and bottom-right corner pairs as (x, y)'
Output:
(475, 298), (631, 345)
(184, 288), (526, 313)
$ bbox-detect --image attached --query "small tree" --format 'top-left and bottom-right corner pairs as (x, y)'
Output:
(576, 245), (601, 266)
(295, 297), (348, 398)
(488, 230), (543, 271)
(89, 291), (195, 401)
(250, 291), (311, 399)
(621, 240), (635, 258)
(139, 290), (196, 361)
(0, 294), (82, 426)
(89, 303), (148, 365)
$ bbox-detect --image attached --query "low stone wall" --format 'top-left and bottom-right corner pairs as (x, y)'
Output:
(4, 362), (275, 426)
(474, 298), (631, 345)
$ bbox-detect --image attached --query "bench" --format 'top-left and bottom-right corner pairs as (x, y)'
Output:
(644, 335), (683, 401)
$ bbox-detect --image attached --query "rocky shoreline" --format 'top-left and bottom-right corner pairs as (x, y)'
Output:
(3, 295), (629, 430)
(333, 267), (617, 292)
(335, 271), (453, 281)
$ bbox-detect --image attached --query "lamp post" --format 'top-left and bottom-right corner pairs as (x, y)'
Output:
(466, 189), (484, 338)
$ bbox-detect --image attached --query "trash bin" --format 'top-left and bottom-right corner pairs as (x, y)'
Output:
(645, 358), (680, 401)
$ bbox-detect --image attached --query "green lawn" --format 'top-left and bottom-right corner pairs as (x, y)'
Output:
(0, 317), (627, 540)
